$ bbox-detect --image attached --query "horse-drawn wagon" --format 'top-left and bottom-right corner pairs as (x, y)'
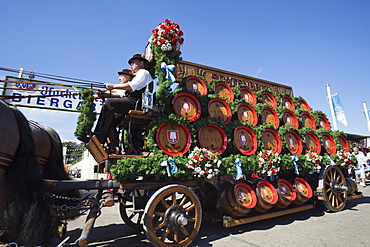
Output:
(0, 18), (364, 247)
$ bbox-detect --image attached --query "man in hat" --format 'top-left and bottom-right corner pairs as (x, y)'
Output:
(78, 54), (153, 152)
(353, 147), (367, 187)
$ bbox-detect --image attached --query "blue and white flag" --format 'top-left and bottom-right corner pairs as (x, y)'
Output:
(331, 94), (347, 126)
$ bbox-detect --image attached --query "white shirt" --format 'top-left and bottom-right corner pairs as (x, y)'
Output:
(354, 151), (366, 170)
(128, 69), (152, 91)
(114, 89), (127, 97)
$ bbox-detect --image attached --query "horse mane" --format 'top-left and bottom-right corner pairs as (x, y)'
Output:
(38, 124), (70, 180)
(3, 107), (54, 246)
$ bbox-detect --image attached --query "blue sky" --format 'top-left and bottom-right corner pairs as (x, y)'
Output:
(1, 1), (370, 142)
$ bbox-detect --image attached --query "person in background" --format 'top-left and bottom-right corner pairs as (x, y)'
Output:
(353, 147), (367, 187)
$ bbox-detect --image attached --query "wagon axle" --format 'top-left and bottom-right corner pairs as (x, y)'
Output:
(330, 181), (348, 193)
(165, 205), (189, 231)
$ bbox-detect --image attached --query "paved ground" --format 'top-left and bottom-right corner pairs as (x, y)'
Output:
(65, 180), (370, 247)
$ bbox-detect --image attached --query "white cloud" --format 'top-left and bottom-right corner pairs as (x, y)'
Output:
(255, 67), (264, 76)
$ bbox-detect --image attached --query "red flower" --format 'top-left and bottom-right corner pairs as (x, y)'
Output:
(171, 38), (177, 45)
(194, 154), (199, 160)
(164, 19), (171, 24)
(271, 169), (276, 174)
(160, 24), (166, 29)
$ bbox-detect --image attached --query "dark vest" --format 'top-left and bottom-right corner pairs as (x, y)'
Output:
(129, 81), (153, 100)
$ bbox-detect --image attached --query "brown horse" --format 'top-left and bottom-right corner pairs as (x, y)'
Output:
(0, 100), (80, 246)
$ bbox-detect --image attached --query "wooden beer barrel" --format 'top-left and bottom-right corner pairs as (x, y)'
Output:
(283, 130), (303, 155)
(172, 92), (201, 122)
(261, 128), (282, 154)
(304, 131), (321, 154)
(233, 125), (258, 155)
(321, 132), (336, 155)
(275, 179), (297, 209)
(185, 76), (208, 96)
(214, 82), (234, 102)
(253, 180), (279, 213)
(300, 112), (316, 130)
(297, 98), (311, 112)
(240, 87), (257, 106)
(235, 103), (258, 126)
(280, 95), (296, 110)
(208, 98), (232, 124)
(317, 115), (331, 130)
(260, 106), (279, 129)
(280, 109), (299, 129)
(337, 134), (350, 152)
(292, 177), (313, 206)
(156, 123), (192, 156)
(260, 91), (277, 109)
(198, 124), (228, 154)
(219, 181), (257, 218)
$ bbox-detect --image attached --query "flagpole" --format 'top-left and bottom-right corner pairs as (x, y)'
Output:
(326, 84), (338, 130)
(362, 101), (370, 134)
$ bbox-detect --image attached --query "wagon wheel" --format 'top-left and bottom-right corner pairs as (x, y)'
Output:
(119, 189), (149, 230)
(143, 184), (202, 247)
(321, 165), (347, 212)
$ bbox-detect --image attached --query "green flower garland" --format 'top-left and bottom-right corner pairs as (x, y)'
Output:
(74, 88), (96, 138)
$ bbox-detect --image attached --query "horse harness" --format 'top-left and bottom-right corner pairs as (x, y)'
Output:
(0, 152), (13, 170)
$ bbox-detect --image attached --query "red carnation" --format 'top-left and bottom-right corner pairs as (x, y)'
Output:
(164, 19), (171, 24)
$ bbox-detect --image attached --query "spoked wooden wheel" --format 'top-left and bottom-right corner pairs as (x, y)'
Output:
(322, 165), (348, 212)
(119, 189), (150, 230)
(143, 184), (202, 247)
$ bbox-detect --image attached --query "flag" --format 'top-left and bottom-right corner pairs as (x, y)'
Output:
(331, 94), (347, 126)
(362, 109), (370, 120)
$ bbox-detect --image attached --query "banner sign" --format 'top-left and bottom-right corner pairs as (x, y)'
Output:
(331, 94), (347, 126)
(2, 76), (103, 113)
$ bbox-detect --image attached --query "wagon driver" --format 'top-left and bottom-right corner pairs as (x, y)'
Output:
(78, 54), (153, 151)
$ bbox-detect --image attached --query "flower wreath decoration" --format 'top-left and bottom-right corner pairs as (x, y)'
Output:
(330, 150), (357, 168)
(256, 149), (281, 176)
(301, 149), (323, 172)
(186, 147), (221, 179)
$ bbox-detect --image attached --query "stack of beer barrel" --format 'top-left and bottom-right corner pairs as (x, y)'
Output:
(154, 75), (350, 218)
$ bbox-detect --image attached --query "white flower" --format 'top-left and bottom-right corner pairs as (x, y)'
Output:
(207, 174), (213, 179)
